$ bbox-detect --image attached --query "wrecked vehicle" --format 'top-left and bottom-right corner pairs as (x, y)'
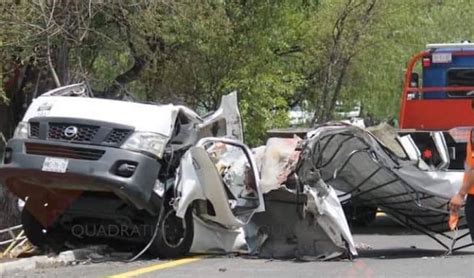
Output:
(0, 83), (260, 258)
(0, 83), (357, 259)
(299, 123), (473, 252)
(265, 120), (474, 253)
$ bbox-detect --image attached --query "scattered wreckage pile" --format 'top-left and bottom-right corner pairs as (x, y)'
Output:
(298, 124), (469, 251)
(0, 83), (470, 262)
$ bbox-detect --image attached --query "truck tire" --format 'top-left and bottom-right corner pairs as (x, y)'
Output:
(148, 206), (194, 258)
(21, 208), (67, 250)
(352, 206), (377, 227)
(21, 209), (51, 249)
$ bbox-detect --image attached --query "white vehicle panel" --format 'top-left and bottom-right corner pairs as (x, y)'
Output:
(23, 96), (201, 136)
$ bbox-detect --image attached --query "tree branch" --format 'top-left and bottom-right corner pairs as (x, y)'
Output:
(95, 5), (149, 99)
(39, 0), (61, 87)
(273, 45), (304, 56)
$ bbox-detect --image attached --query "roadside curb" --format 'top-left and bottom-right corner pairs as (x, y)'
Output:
(0, 246), (106, 275)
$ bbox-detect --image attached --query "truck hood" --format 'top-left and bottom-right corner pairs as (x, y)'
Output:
(23, 96), (201, 136)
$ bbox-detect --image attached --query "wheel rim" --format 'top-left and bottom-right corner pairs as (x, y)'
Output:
(161, 209), (186, 248)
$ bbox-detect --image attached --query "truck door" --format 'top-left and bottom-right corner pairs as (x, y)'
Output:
(198, 92), (244, 141)
(175, 138), (264, 228)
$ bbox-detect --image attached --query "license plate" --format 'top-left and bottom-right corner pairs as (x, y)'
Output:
(42, 157), (69, 173)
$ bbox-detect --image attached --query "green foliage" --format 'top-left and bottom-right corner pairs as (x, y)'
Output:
(347, 0), (474, 120)
(2, 0), (474, 143)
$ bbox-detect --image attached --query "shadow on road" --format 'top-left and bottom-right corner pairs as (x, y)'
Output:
(351, 215), (422, 235)
(357, 247), (474, 259)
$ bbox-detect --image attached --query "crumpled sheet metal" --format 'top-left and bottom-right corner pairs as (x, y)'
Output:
(260, 137), (301, 193)
(184, 135), (357, 259)
(299, 124), (463, 234)
(305, 184), (357, 256)
(190, 216), (247, 254)
(245, 185), (357, 259)
(250, 136), (357, 258)
(249, 187), (354, 259)
(219, 92), (244, 141)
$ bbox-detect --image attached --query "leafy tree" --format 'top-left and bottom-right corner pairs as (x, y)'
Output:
(301, 0), (379, 124)
(4, 0), (474, 228)
(3, 0), (474, 142)
(344, 0), (474, 121)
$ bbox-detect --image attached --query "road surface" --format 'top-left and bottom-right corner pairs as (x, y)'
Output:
(9, 215), (474, 278)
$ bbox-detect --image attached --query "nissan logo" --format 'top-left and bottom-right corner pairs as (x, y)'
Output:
(64, 126), (79, 138)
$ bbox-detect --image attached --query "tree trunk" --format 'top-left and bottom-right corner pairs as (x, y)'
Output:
(0, 105), (14, 139)
(0, 132), (20, 235)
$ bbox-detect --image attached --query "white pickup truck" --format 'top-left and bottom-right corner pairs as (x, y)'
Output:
(0, 83), (265, 258)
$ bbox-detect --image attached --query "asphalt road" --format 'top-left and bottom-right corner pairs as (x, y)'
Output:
(9, 215), (474, 278)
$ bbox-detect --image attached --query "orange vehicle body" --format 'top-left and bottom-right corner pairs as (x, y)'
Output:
(399, 50), (474, 132)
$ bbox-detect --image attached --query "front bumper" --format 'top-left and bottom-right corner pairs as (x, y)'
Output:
(0, 139), (162, 214)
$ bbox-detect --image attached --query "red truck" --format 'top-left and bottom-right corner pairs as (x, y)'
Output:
(399, 42), (474, 169)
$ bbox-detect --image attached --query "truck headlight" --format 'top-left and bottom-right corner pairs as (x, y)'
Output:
(13, 122), (28, 139)
(121, 132), (168, 159)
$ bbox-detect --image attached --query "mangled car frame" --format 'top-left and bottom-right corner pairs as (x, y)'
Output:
(298, 123), (474, 252)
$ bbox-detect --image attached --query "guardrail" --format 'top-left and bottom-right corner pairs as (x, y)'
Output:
(0, 225), (26, 257)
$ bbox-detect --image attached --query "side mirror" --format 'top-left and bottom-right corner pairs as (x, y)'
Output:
(410, 72), (419, 88)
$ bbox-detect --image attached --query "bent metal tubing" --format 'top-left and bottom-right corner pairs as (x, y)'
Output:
(308, 129), (474, 252)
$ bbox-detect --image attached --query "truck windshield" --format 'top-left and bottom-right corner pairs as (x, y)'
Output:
(447, 68), (474, 97)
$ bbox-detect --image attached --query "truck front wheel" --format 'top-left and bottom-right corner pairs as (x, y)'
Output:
(21, 208), (65, 250)
(148, 206), (194, 258)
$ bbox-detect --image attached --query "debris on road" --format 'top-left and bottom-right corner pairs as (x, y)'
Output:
(0, 224), (32, 260)
(0, 245), (109, 276)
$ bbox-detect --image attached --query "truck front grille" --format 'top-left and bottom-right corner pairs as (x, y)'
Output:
(48, 123), (100, 143)
(25, 143), (105, 160)
(103, 129), (132, 145)
(29, 122), (40, 138)
(27, 118), (134, 147)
